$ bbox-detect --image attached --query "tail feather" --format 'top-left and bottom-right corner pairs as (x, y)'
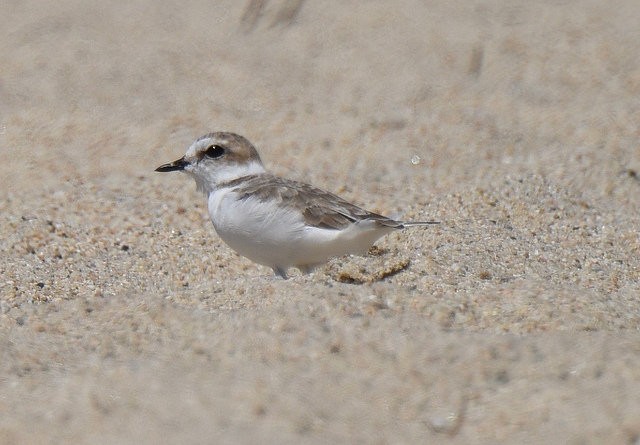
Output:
(400, 220), (440, 228)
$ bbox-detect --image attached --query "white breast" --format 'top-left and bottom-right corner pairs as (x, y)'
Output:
(207, 187), (395, 271)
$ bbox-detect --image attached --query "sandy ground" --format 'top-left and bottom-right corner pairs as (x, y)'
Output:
(1, 0), (640, 443)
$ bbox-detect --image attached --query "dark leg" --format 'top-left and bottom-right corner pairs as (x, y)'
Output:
(273, 266), (288, 279)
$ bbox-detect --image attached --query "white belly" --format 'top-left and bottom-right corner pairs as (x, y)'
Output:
(207, 189), (393, 270)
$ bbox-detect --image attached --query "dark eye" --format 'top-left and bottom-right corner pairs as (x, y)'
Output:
(204, 145), (225, 158)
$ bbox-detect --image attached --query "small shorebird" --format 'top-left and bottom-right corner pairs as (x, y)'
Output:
(156, 132), (438, 278)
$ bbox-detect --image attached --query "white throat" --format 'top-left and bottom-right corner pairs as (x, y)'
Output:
(190, 160), (266, 195)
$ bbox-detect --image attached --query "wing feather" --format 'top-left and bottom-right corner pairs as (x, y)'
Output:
(223, 174), (402, 230)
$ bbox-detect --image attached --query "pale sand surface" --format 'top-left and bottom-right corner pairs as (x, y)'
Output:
(2, 1), (640, 443)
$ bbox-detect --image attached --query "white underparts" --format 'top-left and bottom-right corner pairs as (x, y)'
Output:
(207, 189), (396, 274)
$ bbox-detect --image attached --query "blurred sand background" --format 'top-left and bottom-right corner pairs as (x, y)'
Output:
(2, 0), (640, 443)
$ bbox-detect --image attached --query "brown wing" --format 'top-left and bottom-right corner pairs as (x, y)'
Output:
(226, 174), (402, 230)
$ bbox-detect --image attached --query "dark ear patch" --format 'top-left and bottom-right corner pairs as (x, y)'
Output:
(205, 145), (225, 158)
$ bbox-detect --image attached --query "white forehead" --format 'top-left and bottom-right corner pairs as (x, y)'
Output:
(183, 132), (262, 164)
(185, 135), (222, 157)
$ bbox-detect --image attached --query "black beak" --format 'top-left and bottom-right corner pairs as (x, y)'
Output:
(155, 157), (188, 172)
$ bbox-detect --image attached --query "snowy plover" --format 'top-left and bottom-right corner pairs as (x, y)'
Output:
(156, 132), (439, 278)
